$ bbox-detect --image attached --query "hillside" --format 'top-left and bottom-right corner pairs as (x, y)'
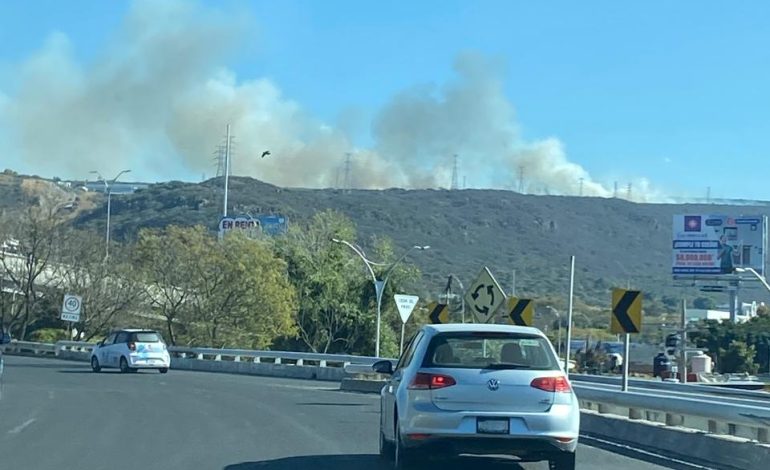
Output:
(59, 176), (770, 310)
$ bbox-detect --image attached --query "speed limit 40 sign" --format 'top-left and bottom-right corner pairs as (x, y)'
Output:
(61, 294), (82, 322)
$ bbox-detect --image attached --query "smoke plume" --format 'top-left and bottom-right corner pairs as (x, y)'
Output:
(0, 0), (649, 199)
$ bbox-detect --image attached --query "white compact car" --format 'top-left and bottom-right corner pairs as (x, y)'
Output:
(374, 324), (580, 469)
(90, 329), (171, 374)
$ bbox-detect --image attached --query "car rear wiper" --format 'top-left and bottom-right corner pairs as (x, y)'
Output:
(483, 362), (532, 370)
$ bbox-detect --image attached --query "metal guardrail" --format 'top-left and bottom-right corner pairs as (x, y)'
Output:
(166, 346), (383, 367)
(575, 383), (770, 443)
(28, 341), (384, 368)
(0, 341), (57, 355)
(571, 374), (770, 402)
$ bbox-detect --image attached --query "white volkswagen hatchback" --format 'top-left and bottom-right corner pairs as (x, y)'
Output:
(375, 324), (579, 469)
(91, 329), (171, 374)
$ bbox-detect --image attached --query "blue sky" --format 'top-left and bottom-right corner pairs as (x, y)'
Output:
(1, 1), (769, 200)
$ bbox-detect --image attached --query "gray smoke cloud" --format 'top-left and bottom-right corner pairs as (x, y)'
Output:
(0, 0), (654, 199)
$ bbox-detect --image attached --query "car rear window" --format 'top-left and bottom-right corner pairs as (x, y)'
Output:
(422, 332), (559, 370)
(130, 332), (162, 343)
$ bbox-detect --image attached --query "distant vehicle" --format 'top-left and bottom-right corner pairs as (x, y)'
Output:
(90, 329), (170, 374)
(374, 324), (579, 469)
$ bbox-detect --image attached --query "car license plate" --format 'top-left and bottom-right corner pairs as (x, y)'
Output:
(477, 418), (509, 434)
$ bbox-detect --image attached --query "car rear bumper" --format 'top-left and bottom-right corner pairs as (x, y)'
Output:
(402, 435), (576, 460)
(128, 356), (170, 368)
(400, 402), (580, 455)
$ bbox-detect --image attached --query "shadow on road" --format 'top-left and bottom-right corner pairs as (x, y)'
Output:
(58, 369), (161, 374)
(225, 455), (528, 470)
(4, 362), (79, 369)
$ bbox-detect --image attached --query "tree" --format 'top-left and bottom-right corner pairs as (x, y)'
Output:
(133, 226), (199, 345)
(57, 231), (143, 340)
(0, 193), (69, 339)
(185, 232), (297, 349)
(719, 340), (759, 374)
(693, 297), (716, 310)
(690, 315), (770, 374)
(134, 225), (297, 349)
(276, 210), (369, 353)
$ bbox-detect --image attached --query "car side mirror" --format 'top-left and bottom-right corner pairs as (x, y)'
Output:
(372, 360), (394, 375)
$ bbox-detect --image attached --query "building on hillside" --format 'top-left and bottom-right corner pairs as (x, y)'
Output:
(687, 302), (761, 324)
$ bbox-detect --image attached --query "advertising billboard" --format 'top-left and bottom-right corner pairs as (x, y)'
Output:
(672, 215), (767, 276)
(218, 214), (288, 237)
(219, 216), (260, 237)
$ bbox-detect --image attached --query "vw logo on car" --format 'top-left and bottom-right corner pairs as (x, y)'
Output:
(487, 378), (500, 391)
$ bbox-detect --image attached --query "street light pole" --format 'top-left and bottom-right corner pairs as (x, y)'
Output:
(91, 169), (131, 260)
(333, 239), (429, 357)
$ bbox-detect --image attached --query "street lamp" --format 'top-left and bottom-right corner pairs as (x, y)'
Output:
(90, 169), (131, 260)
(333, 238), (429, 357)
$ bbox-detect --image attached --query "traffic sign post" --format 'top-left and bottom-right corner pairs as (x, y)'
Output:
(427, 302), (449, 325)
(506, 297), (534, 326)
(61, 294), (82, 323)
(611, 288), (643, 392)
(394, 294), (419, 355)
(611, 289), (642, 334)
(464, 267), (506, 323)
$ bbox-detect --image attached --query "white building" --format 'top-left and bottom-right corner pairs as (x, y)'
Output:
(687, 302), (760, 324)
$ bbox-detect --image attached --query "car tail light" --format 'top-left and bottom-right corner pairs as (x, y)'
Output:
(128, 342), (136, 352)
(531, 376), (571, 393)
(408, 372), (456, 390)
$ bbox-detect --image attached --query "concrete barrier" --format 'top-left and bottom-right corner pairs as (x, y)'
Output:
(340, 378), (386, 394)
(581, 411), (770, 470)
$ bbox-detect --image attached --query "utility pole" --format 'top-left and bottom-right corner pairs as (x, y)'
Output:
(578, 178), (584, 197)
(223, 124), (232, 217)
(613, 181), (618, 198)
(706, 186), (711, 203)
(451, 154), (459, 190)
(518, 165), (525, 194)
(463, 176), (467, 189)
(214, 144), (226, 178)
(680, 299), (688, 384)
(626, 183), (632, 201)
(344, 153), (352, 193)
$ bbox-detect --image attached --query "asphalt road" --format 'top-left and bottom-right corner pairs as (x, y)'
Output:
(0, 355), (674, 470)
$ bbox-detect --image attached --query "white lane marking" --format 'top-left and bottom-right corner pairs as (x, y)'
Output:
(8, 418), (36, 434)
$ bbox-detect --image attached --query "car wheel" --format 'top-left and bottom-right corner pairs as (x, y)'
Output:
(159, 368), (168, 374)
(91, 356), (101, 373)
(119, 357), (130, 374)
(394, 421), (420, 469)
(549, 452), (576, 470)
